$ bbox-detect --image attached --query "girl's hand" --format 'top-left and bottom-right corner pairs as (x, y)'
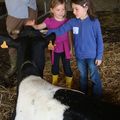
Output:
(48, 41), (56, 50)
(95, 60), (102, 66)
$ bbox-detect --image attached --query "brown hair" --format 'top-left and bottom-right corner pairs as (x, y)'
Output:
(71, 0), (96, 19)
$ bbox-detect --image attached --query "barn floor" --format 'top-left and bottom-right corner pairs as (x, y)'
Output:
(0, 11), (120, 120)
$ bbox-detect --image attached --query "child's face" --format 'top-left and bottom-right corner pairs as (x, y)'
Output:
(50, 3), (66, 20)
(72, 3), (88, 19)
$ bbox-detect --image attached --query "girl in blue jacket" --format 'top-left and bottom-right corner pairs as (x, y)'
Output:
(48, 0), (104, 97)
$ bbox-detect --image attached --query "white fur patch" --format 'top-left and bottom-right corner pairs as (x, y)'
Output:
(15, 75), (69, 120)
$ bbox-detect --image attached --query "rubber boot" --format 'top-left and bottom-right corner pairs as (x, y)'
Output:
(52, 75), (58, 85)
(4, 48), (17, 79)
(65, 76), (72, 89)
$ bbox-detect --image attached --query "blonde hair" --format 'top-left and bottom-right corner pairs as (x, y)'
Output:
(49, 0), (66, 17)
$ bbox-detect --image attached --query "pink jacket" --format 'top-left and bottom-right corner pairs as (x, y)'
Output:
(44, 17), (71, 64)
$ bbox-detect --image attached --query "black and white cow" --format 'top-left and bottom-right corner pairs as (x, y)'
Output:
(0, 26), (55, 80)
(0, 27), (120, 120)
(13, 73), (120, 120)
(16, 26), (56, 80)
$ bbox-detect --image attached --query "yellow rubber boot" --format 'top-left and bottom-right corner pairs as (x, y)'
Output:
(52, 75), (58, 85)
(66, 76), (72, 89)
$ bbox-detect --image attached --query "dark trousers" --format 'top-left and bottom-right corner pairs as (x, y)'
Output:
(52, 52), (72, 77)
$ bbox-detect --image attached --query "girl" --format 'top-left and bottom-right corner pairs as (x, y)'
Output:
(48, 0), (104, 97)
(26, 0), (73, 88)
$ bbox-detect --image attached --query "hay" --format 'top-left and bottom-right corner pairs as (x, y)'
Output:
(0, 86), (16, 120)
(0, 11), (120, 120)
(0, 42), (120, 120)
(101, 42), (120, 104)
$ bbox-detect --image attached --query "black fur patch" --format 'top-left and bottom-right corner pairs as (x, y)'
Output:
(54, 89), (120, 120)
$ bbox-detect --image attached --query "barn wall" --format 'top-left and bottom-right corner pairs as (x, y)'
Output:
(36, 0), (120, 11)
(93, 0), (120, 11)
(0, 0), (120, 12)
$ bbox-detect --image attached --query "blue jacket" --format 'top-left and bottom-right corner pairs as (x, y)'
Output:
(48, 17), (104, 60)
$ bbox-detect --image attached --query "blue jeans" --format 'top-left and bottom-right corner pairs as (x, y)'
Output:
(77, 58), (102, 97)
(52, 52), (73, 77)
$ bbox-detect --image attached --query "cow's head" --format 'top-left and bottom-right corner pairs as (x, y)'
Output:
(0, 26), (56, 81)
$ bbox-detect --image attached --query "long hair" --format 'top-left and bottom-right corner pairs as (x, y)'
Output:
(71, 0), (96, 19)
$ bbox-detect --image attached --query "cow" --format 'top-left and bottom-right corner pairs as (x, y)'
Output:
(0, 26), (55, 81)
(0, 26), (120, 120)
(12, 71), (120, 120)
